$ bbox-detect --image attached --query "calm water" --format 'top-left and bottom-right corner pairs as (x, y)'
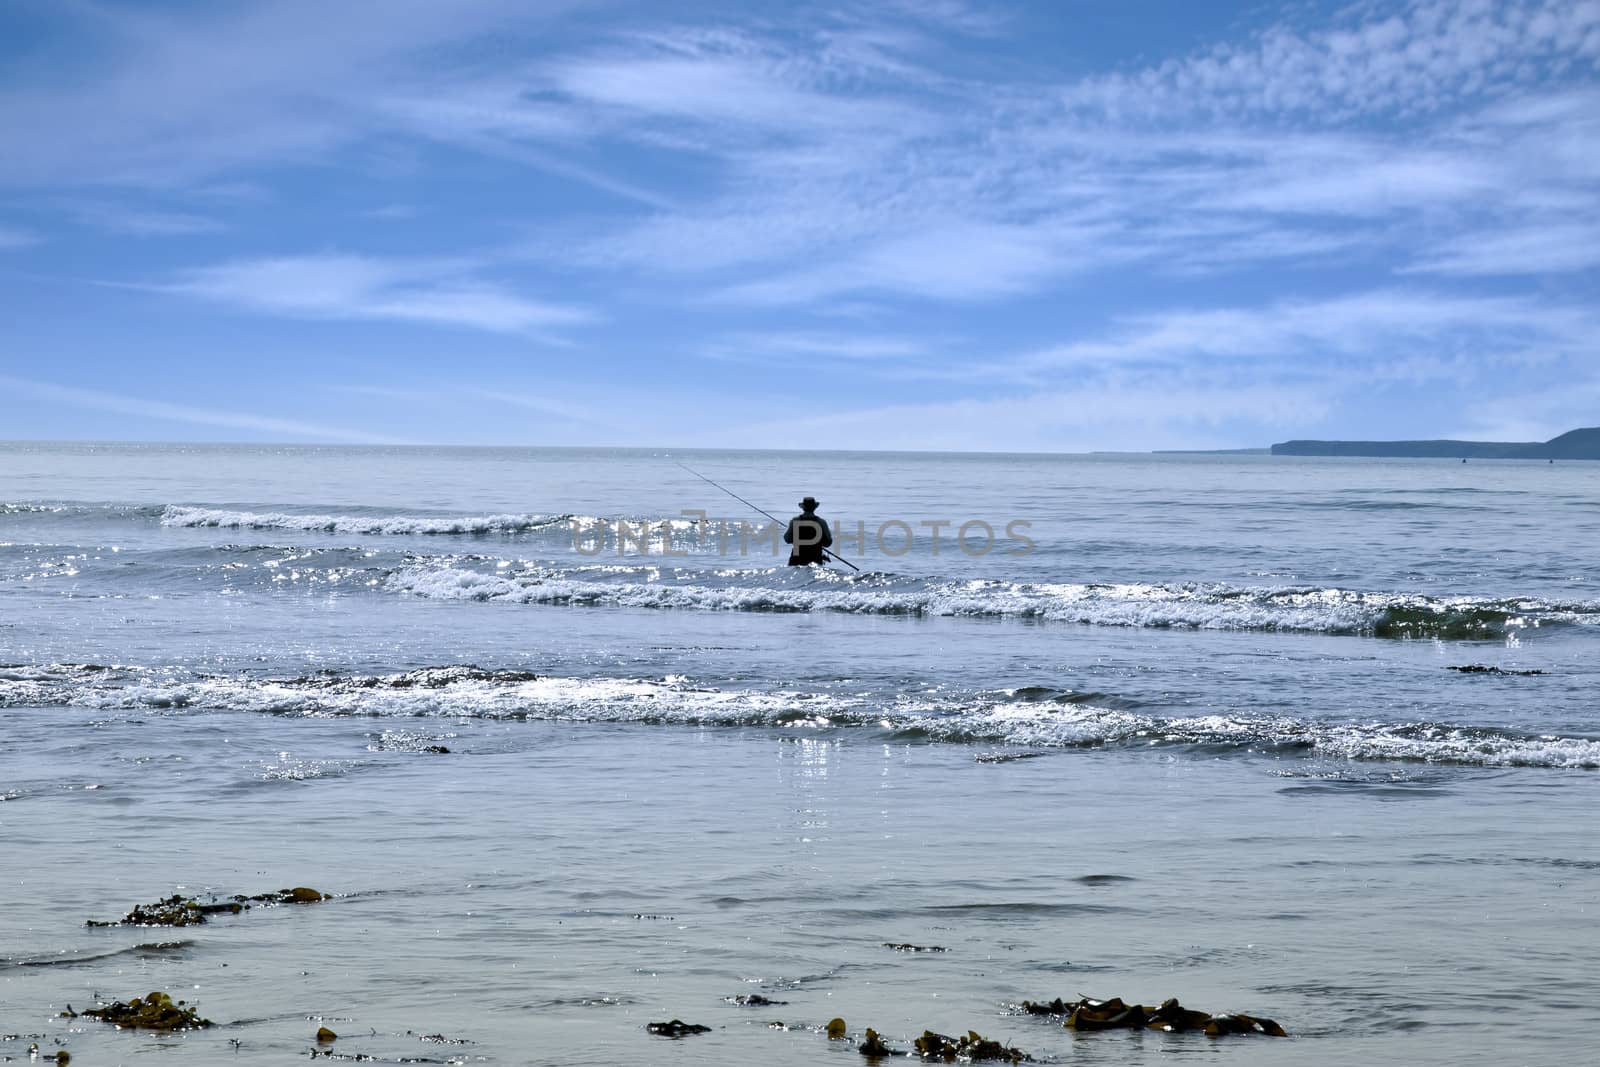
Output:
(2, 442), (1597, 1065)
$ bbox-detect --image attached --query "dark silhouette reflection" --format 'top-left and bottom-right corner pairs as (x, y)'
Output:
(784, 495), (832, 566)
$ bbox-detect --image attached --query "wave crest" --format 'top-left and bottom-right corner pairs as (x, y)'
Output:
(3, 663), (1595, 769)
(160, 506), (572, 536)
(384, 564), (1594, 638)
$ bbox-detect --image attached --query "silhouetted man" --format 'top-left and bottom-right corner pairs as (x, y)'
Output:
(785, 496), (832, 566)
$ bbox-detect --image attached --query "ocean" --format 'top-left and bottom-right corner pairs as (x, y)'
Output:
(2, 441), (1596, 1065)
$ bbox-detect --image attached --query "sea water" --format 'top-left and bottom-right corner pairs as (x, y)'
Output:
(2, 442), (1597, 1065)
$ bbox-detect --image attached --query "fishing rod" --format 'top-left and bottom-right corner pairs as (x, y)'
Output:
(674, 460), (860, 571)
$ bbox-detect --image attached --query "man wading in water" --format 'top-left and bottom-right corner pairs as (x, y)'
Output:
(785, 496), (833, 566)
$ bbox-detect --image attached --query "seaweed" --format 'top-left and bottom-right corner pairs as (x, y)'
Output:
(858, 1028), (893, 1057)
(913, 1029), (1030, 1062)
(1202, 1012), (1288, 1037)
(883, 942), (947, 953)
(87, 887), (325, 926)
(646, 1019), (711, 1037)
(68, 991), (212, 1031)
(243, 887), (325, 905)
(317, 1026), (338, 1043)
(1019, 998), (1071, 1015)
(1027, 994), (1285, 1037)
(1447, 664), (1543, 676)
(84, 895), (230, 928)
(826, 1018), (849, 1039)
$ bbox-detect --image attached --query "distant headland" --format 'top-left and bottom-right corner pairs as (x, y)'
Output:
(1270, 427), (1600, 459)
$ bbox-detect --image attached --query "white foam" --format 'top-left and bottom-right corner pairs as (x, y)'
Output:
(4, 665), (1596, 768)
(383, 564), (1594, 636)
(161, 505), (570, 536)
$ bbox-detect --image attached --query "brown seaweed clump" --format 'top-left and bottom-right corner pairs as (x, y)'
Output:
(85, 894), (240, 928)
(646, 1020), (711, 1037)
(66, 992), (212, 1031)
(1033, 996), (1285, 1037)
(244, 887), (325, 905)
(858, 1028), (894, 1057)
(913, 1029), (1030, 1062)
(86, 887), (324, 927)
(1019, 998), (1071, 1015)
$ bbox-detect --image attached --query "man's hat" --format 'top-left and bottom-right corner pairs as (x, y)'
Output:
(799, 496), (819, 509)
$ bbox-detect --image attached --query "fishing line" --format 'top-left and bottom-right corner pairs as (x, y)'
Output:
(673, 460), (860, 571)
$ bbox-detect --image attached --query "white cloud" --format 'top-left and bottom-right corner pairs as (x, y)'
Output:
(67, 202), (226, 237)
(0, 0), (597, 190)
(362, 204), (417, 220)
(0, 374), (405, 444)
(711, 379), (1333, 453)
(550, 2), (1600, 311)
(1449, 377), (1600, 441)
(1404, 221), (1600, 275)
(1058, 0), (1600, 121)
(716, 219), (1088, 305)
(12, 0), (1597, 305)
(152, 254), (593, 334)
(987, 289), (1599, 385)
(548, 38), (927, 140)
(5, 0), (1598, 449)
(704, 331), (932, 363)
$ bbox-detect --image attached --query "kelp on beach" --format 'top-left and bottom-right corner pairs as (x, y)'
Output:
(40, 886), (1300, 1062)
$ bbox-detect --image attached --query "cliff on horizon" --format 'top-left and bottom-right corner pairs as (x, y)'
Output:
(1270, 427), (1600, 459)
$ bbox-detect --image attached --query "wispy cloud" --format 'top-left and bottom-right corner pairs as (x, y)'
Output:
(991, 290), (1599, 381)
(0, 375), (406, 444)
(705, 331), (932, 363)
(715, 379), (1334, 453)
(149, 254), (593, 335)
(705, 282), (1600, 449)
(716, 219), (1093, 305)
(5, 0), (1598, 448)
(1451, 378), (1600, 442)
(360, 204), (417, 221)
(0, 225), (38, 249)
(1403, 221), (1600, 276)
(1058, 0), (1600, 121)
(0, 0), (603, 191)
(67, 202), (226, 237)
(548, 35), (928, 140)
(563, 1), (1600, 307)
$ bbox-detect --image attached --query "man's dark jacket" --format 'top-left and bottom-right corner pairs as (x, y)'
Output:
(784, 512), (833, 565)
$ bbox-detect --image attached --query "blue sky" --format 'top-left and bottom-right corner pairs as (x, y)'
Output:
(2, 0), (1597, 450)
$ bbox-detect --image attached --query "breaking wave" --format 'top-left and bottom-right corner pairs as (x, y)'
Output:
(160, 506), (574, 536)
(3, 663), (1596, 769)
(384, 562), (1595, 639)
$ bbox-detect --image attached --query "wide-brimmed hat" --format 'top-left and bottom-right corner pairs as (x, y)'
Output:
(799, 496), (819, 509)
